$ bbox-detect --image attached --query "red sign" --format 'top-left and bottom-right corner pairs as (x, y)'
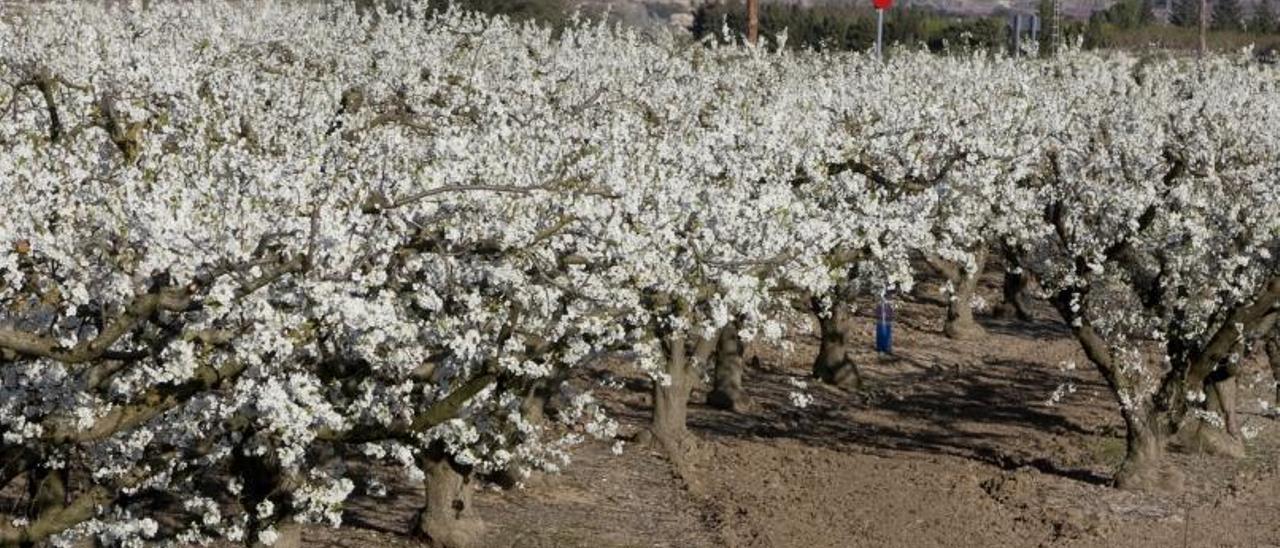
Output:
(873, 0), (893, 8)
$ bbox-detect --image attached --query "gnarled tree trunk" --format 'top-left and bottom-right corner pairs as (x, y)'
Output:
(1173, 309), (1278, 458)
(1210, 374), (1241, 438)
(707, 320), (749, 411)
(1109, 367), (1192, 491)
(234, 442), (303, 548)
(415, 444), (482, 548)
(1056, 292), (1183, 491)
(811, 295), (861, 389)
(930, 248), (988, 340)
(1070, 321), (1267, 490)
(994, 248), (1034, 321)
(1114, 408), (1171, 491)
(652, 331), (696, 454)
(648, 301), (717, 459)
(1177, 364), (1246, 458)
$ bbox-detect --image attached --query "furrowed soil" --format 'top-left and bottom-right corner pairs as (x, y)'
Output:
(19, 269), (1260, 548)
(307, 269), (1280, 548)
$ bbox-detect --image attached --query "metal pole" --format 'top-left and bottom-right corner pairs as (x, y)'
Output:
(876, 8), (884, 60)
(1013, 14), (1022, 56)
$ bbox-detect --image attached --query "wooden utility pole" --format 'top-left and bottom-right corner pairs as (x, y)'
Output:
(747, 0), (759, 45)
(1199, 0), (1208, 56)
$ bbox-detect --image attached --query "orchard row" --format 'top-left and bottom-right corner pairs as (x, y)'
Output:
(0, 2), (1277, 545)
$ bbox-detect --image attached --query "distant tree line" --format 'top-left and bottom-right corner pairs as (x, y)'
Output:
(361, 0), (1280, 54)
(689, 1), (1016, 53)
(352, 0), (574, 25)
(421, 0), (570, 23)
(1077, 0), (1280, 51)
(1094, 0), (1278, 33)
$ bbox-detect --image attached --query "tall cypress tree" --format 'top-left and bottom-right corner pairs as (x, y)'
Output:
(1139, 0), (1157, 24)
(1109, 0), (1143, 27)
(1084, 11), (1107, 49)
(1170, 0), (1202, 27)
(1212, 0), (1244, 30)
(1253, 0), (1278, 33)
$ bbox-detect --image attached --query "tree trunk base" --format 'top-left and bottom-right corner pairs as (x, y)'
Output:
(252, 521), (303, 548)
(819, 361), (862, 390)
(813, 299), (862, 390)
(995, 267), (1035, 321)
(646, 426), (699, 461)
(814, 361), (862, 389)
(639, 426), (705, 490)
(708, 325), (750, 412)
(1114, 417), (1181, 492)
(1175, 375), (1246, 458)
(944, 319), (986, 340)
(993, 302), (1034, 322)
(1175, 421), (1246, 458)
(992, 303), (1019, 320)
(1114, 460), (1184, 492)
(706, 387), (751, 412)
(940, 248), (988, 341)
(652, 385), (692, 459)
(415, 451), (484, 548)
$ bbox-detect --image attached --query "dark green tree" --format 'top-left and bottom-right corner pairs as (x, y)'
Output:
(1084, 11), (1108, 49)
(1252, 0), (1277, 32)
(424, 0), (569, 24)
(1139, 0), (1158, 24)
(1212, 0), (1245, 30)
(1038, 0), (1059, 56)
(1170, 0), (1203, 27)
(1104, 0), (1143, 28)
(687, 0), (1018, 54)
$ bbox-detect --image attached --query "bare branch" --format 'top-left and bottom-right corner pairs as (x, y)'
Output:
(0, 486), (111, 546)
(0, 255), (305, 366)
(0, 288), (193, 364)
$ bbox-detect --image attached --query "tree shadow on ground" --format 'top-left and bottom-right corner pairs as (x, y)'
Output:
(595, 304), (1116, 488)
(684, 359), (1113, 486)
(981, 317), (1072, 341)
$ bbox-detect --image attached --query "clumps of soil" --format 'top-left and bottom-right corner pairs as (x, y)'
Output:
(302, 274), (1280, 547)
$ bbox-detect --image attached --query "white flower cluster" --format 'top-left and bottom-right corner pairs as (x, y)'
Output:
(0, 0), (1277, 543)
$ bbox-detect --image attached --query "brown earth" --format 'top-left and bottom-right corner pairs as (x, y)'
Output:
(7, 271), (1278, 547)
(308, 274), (1280, 548)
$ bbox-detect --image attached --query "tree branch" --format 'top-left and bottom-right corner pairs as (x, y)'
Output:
(0, 486), (111, 547)
(0, 288), (192, 364)
(44, 358), (249, 444)
(0, 255), (305, 366)
(316, 372), (497, 443)
(1186, 276), (1280, 387)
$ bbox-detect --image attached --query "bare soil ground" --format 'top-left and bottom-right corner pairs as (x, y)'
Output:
(308, 272), (1280, 548)
(10, 272), (1277, 547)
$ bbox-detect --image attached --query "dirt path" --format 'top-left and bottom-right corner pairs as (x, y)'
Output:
(312, 278), (1280, 547)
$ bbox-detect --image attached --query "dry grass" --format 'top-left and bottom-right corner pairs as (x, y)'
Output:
(1105, 24), (1280, 54)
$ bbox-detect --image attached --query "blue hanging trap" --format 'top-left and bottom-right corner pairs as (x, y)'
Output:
(875, 294), (893, 354)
